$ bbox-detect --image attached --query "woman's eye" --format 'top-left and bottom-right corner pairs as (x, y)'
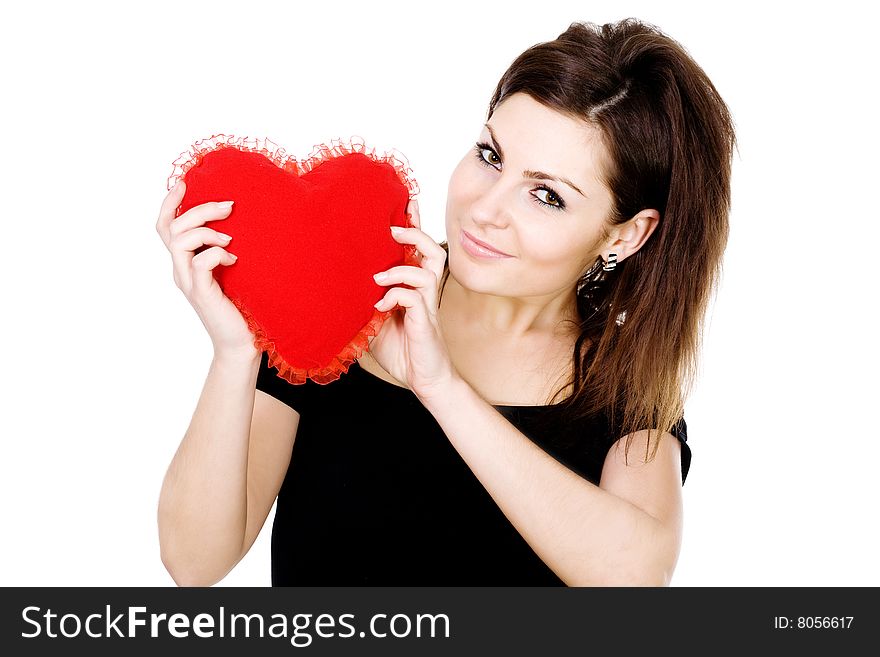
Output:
(473, 142), (501, 169)
(478, 147), (500, 166)
(534, 187), (562, 208)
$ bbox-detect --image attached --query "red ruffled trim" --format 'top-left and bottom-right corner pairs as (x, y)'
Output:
(167, 134), (422, 385)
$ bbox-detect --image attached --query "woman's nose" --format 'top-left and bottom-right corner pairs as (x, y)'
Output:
(470, 183), (512, 229)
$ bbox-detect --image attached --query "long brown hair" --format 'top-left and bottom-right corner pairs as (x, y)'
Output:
(442, 18), (735, 464)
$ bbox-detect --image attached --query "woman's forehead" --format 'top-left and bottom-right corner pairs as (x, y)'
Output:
(486, 93), (609, 196)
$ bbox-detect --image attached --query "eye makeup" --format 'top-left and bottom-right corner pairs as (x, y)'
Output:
(472, 142), (567, 212)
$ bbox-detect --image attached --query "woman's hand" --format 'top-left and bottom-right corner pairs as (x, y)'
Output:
(367, 199), (458, 404)
(155, 180), (258, 360)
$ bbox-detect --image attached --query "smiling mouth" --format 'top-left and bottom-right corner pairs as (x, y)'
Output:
(460, 230), (514, 258)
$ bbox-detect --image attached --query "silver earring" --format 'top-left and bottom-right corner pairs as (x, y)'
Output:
(602, 253), (617, 272)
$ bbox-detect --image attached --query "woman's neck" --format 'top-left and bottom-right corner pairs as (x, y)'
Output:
(439, 272), (579, 342)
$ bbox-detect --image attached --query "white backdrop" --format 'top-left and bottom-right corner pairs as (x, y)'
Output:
(1, 0), (877, 587)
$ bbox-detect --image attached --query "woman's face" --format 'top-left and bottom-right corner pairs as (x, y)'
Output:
(445, 92), (616, 299)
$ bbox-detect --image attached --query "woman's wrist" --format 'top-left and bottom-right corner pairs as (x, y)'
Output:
(416, 371), (473, 418)
(213, 344), (261, 367)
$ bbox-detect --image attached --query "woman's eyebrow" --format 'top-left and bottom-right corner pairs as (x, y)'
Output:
(484, 123), (587, 198)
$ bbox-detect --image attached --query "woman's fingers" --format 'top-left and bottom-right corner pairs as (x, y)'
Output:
(380, 218), (447, 315)
(156, 179), (236, 292)
(169, 200), (234, 241)
(191, 246), (238, 298)
(155, 177), (234, 252)
(406, 198), (421, 229)
(374, 286), (432, 325)
(169, 227), (235, 291)
(155, 183), (256, 355)
(374, 265), (435, 287)
(374, 264), (439, 310)
(390, 225), (446, 280)
(155, 181), (187, 246)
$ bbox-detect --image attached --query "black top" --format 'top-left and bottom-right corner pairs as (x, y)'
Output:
(255, 351), (691, 586)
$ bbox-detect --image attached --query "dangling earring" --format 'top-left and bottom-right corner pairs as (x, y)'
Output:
(602, 253), (617, 272)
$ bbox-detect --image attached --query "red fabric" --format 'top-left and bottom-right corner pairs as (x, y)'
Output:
(167, 135), (420, 384)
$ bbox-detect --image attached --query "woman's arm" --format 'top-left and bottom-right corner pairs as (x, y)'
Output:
(421, 377), (684, 587)
(157, 350), (298, 586)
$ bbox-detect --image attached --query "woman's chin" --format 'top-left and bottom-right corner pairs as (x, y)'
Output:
(446, 251), (507, 296)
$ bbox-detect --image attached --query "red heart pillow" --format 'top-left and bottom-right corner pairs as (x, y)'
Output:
(167, 134), (419, 384)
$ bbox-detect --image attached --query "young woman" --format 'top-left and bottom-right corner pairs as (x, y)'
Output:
(156, 18), (734, 586)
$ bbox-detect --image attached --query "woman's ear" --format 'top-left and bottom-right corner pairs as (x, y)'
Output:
(606, 209), (660, 262)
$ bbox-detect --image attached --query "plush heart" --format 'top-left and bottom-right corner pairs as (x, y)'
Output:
(167, 134), (419, 384)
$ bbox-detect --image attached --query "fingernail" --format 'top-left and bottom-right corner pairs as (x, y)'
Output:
(390, 226), (404, 234)
(218, 201), (234, 209)
(218, 232), (232, 242)
(230, 253), (238, 261)
(373, 272), (388, 282)
(374, 298), (385, 309)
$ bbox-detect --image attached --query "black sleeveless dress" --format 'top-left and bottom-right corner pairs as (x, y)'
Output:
(255, 351), (690, 586)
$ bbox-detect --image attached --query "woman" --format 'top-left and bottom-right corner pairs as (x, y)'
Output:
(156, 18), (733, 586)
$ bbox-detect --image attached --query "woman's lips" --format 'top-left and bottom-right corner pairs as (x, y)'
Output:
(460, 230), (514, 259)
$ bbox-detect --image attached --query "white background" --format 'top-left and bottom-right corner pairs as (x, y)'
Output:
(1, 0), (877, 587)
